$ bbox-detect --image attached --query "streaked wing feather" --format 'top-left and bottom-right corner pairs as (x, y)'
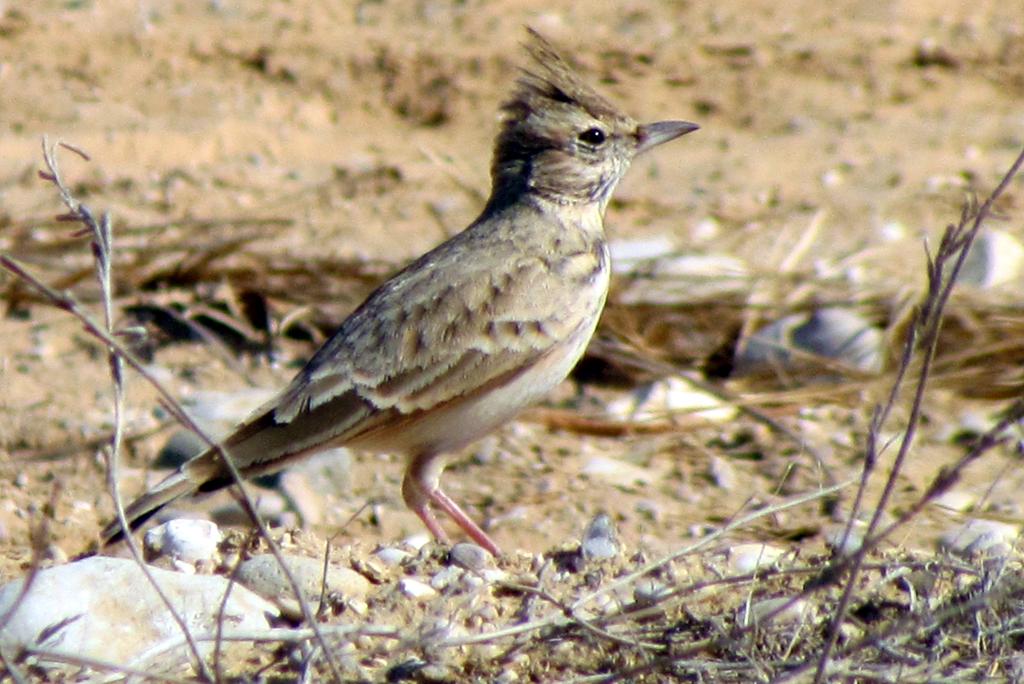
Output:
(273, 249), (595, 424)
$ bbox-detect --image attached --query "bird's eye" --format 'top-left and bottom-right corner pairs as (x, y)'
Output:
(577, 128), (606, 145)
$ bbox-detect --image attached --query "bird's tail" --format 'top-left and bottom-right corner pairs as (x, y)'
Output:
(100, 470), (199, 546)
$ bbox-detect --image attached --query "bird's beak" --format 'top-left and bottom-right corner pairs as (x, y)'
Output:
(636, 120), (699, 154)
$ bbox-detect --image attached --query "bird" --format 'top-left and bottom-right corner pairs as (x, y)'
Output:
(101, 29), (698, 556)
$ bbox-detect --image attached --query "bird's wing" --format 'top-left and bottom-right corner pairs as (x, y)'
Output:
(273, 245), (599, 426)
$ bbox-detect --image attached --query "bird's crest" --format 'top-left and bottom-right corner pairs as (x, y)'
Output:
(503, 28), (621, 123)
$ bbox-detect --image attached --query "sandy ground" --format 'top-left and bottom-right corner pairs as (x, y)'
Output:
(1, 0), (1023, 678)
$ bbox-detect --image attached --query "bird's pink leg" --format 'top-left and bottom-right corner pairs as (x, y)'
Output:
(403, 456), (501, 556)
(428, 487), (501, 556)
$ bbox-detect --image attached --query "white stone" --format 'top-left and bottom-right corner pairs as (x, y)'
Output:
(582, 456), (654, 486)
(235, 554), (370, 605)
(402, 533), (432, 551)
(820, 168), (844, 187)
(607, 376), (737, 423)
(938, 519), (1019, 558)
(374, 546), (412, 566)
(633, 578), (670, 606)
(823, 524), (865, 556)
(959, 229), (1024, 288)
(878, 220), (907, 242)
(430, 566), (464, 591)
(931, 490), (977, 514)
(727, 543), (785, 574)
(741, 596), (810, 626)
(734, 307), (884, 376)
(399, 577), (438, 599)
(144, 518), (222, 564)
(0, 557), (276, 672)
(691, 217), (721, 241)
(449, 542), (490, 571)
(708, 455), (738, 491)
(480, 568), (509, 583)
(580, 513), (619, 560)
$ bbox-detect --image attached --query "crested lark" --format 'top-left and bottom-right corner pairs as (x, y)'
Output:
(102, 30), (697, 555)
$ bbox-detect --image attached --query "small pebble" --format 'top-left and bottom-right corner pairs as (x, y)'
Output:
(824, 524), (865, 556)
(430, 566), (464, 591)
(236, 553), (370, 605)
(581, 513), (620, 560)
(402, 533), (432, 551)
(692, 216), (721, 241)
(708, 455), (737, 491)
(820, 168), (844, 187)
(399, 577), (438, 599)
(419, 664), (454, 682)
(727, 543), (785, 574)
(959, 229), (1024, 288)
(938, 519), (1019, 559)
(931, 490), (977, 514)
(374, 546), (412, 566)
(449, 542), (490, 572)
(582, 456), (653, 487)
(633, 578), (671, 607)
(144, 518), (222, 564)
(607, 377), (737, 423)
(742, 596), (810, 626)
(480, 568), (508, 583)
(734, 307), (883, 377)
(878, 219), (906, 242)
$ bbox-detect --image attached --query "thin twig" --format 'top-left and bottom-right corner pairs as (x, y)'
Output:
(5, 139), (347, 682)
(810, 147), (1024, 683)
(440, 480), (850, 653)
(128, 624), (401, 668)
(36, 137), (215, 680)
